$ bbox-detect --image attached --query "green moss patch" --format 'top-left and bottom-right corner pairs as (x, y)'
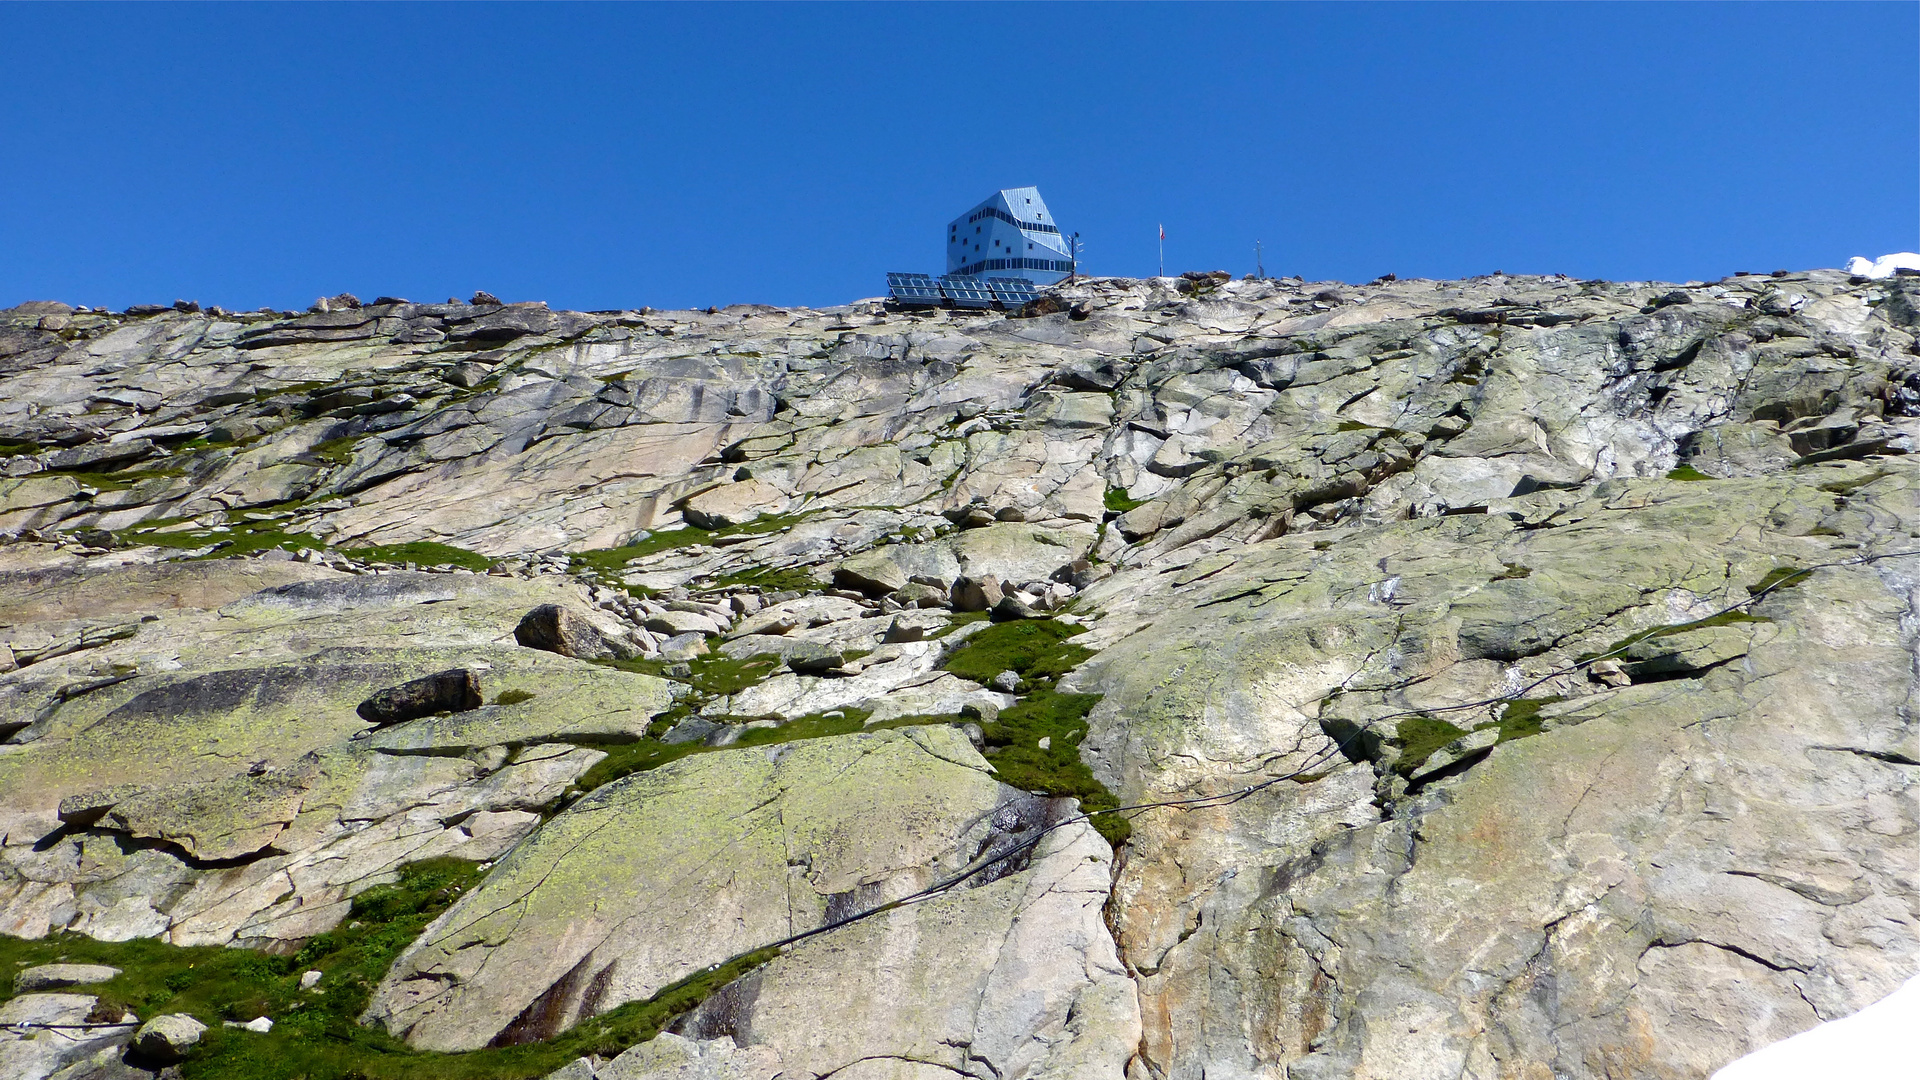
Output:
(1748, 565), (1813, 595)
(1577, 609), (1771, 664)
(1665, 464), (1712, 481)
(572, 707), (967, 794)
(309, 435), (366, 466)
(598, 651), (784, 699)
(570, 511), (817, 588)
(939, 619), (1126, 846)
(0, 859), (776, 1079)
(1104, 487), (1147, 514)
(118, 519), (331, 559)
(1386, 695), (1567, 778)
(116, 514), (487, 569)
(1389, 715), (1469, 776)
(346, 540), (491, 571)
(1491, 695), (1564, 741)
(708, 566), (821, 593)
(492, 689), (536, 706)
(942, 620), (1094, 684)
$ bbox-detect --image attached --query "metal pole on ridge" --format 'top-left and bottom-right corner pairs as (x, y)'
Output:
(1158, 224), (1164, 278)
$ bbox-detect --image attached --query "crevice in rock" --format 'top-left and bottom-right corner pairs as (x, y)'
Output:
(29, 823), (285, 870)
(1643, 936), (1805, 975)
(1809, 744), (1920, 766)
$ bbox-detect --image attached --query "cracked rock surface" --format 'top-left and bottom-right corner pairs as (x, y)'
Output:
(2, 270), (1917, 1078)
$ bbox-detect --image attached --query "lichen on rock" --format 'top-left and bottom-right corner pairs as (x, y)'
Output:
(2, 270), (1917, 1079)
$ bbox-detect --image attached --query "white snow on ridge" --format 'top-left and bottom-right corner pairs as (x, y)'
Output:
(1845, 253), (1920, 279)
(1710, 973), (1919, 1079)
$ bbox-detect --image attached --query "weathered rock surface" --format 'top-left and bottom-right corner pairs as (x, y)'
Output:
(0, 993), (139, 1080)
(363, 727), (1066, 1052)
(515, 603), (627, 660)
(663, 813), (1139, 1080)
(13, 964), (120, 993)
(355, 667), (483, 725)
(129, 1012), (205, 1063)
(1, 566), (670, 948)
(4, 269), (1919, 1078)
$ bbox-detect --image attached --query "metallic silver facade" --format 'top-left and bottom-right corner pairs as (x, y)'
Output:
(947, 187), (1073, 284)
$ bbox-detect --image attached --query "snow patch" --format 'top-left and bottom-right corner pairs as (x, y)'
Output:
(1844, 253), (1920, 279)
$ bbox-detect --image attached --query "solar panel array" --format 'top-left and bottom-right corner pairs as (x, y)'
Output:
(886, 272), (1048, 311)
(985, 277), (1040, 307)
(886, 273), (943, 306)
(942, 277), (998, 308)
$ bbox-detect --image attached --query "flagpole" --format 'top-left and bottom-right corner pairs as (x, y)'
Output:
(1158, 224), (1164, 278)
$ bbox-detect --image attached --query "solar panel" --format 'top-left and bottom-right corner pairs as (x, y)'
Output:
(887, 272), (943, 306)
(940, 276), (998, 308)
(986, 278), (1040, 307)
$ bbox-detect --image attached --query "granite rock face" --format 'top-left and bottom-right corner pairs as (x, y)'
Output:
(2, 270), (1917, 1079)
(363, 726), (1066, 1052)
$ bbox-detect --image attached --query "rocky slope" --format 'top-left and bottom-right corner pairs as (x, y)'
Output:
(1, 268), (1915, 1080)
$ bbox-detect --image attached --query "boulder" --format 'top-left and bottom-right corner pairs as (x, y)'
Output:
(890, 581), (949, 608)
(14, 964), (120, 993)
(131, 1013), (208, 1063)
(950, 575), (1004, 612)
(681, 479), (790, 530)
(729, 596), (865, 638)
(642, 608), (723, 637)
(832, 550), (908, 596)
(514, 604), (617, 660)
(10, 300), (73, 316)
(66, 768), (315, 862)
(658, 632), (709, 661)
(991, 593), (1041, 621)
(783, 640), (845, 674)
(356, 669), (484, 725)
(882, 611), (947, 643)
(41, 438), (155, 471)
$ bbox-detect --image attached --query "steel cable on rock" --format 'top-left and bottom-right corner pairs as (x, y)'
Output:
(704, 546), (1920, 974)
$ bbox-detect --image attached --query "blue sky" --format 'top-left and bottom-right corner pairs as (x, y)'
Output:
(2, 2), (1914, 312)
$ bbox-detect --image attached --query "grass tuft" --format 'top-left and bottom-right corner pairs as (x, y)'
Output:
(569, 511), (819, 587)
(1748, 565), (1812, 595)
(346, 540), (491, 571)
(1576, 610), (1770, 664)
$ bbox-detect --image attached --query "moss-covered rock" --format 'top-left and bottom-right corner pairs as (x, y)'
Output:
(363, 726), (1050, 1052)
